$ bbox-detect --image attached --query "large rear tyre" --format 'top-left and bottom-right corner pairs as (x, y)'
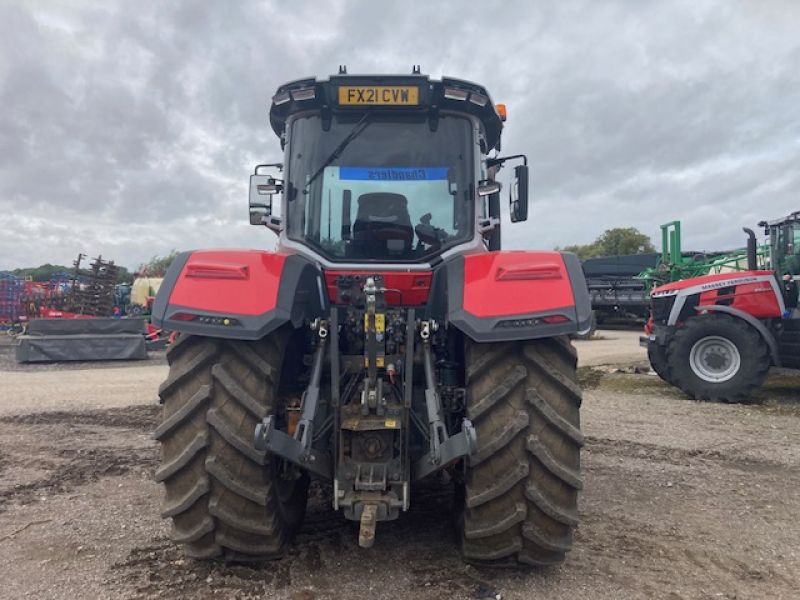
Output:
(666, 313), (770, 403)
(460, 336), (583, 567)
(155, 331), (309, 561)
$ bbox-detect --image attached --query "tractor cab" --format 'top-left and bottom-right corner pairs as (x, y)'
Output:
(761, 211), (800, 277)
(250, 70), (528, 264)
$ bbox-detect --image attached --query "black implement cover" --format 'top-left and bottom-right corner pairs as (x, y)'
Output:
(15, 334), (147, 363)
(26, 318), (146, 336)
(582, 253), (660, 278)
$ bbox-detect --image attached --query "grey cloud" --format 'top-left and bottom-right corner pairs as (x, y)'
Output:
(0, 0), (799, 269)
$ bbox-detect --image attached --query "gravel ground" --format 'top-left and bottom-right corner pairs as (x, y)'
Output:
(0, 333), (798, 599)
(575, 328), (647, 367)
(0, 337), (166, 416)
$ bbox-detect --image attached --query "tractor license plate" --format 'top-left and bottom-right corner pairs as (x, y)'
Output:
(338, 86), (419, 106)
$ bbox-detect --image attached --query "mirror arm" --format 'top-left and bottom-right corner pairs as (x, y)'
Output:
(478, 217), (500, 238)
(255, 163), (284, 173)
(265, 215), (283, 235)
(486, 153), (528, 169)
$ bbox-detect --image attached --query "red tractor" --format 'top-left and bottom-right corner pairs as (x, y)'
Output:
(643, 212), (800, 402)
(151, 70), (592, 566)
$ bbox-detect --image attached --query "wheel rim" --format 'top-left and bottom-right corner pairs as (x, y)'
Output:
(689, 335), (741, 383)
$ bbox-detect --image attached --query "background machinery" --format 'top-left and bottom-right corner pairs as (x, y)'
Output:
(583, 220), (756, 327)
(638, 221), (766, 290)
(152, 70), (592, 566)
(583, 252), (659, 324)
(643, 211), (800, 402)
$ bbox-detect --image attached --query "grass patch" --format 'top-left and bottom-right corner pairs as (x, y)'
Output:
(580, 365), (800, 412)
(750, 371), (800, 414)
(577, 365), (677, 396)
(577, 366), (604, 389)
(593, 372), (684, 397)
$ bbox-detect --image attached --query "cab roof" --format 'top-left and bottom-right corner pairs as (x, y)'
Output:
(760, 211), (800, 229)
(268, 73), (504, 152)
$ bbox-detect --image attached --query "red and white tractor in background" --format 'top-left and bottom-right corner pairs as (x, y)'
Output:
(643, 212), (800, 402)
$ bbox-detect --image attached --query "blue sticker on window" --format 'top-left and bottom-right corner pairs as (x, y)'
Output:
(339, 167), (448, 181)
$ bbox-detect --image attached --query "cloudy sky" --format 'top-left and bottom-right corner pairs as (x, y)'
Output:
(1, 0), (798, 270)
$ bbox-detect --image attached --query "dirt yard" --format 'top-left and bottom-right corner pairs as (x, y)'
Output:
(0, 333), (799, 599)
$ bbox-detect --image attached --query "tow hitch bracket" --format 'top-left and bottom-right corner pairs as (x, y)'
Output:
(254, 322), (331, 478)
(358, 503), (378, 548)
(413, 321), (478, 480)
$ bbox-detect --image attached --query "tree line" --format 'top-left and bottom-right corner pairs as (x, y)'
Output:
(558, 227), (655, 260)
(6, 251), (181, 283)
(7, 228), (656, 281)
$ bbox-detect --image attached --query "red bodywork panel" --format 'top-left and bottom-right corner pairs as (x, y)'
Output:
(463, 251), (575, 317)
(324, 271), (432, 306)
(698, 281), (782, 319)
(654, 270), (774, 292)
(167, 250), (288, 315)
(653, 270), (783, 320)
(154, 248), (589, 341)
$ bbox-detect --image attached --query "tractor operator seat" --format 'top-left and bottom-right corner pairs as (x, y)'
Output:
(351, 192), (413, 258)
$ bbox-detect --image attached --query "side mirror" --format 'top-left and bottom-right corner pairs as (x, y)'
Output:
(249, 174), (283, 226)
(509, 164), (529, 223)
(477, 180), (502, 197)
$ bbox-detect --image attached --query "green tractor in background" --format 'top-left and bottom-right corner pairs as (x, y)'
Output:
(763, 211), (800, 277)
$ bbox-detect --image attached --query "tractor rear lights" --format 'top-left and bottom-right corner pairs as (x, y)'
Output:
(469, 92), (488, 107)
(170, 312), (240, 327)
(199, 316), (240, 326)
(170, 312), (197, 321)
(290, 87), (316, 101)
(272, 86), (316, 105)
(495, 314), (570, 328)
(443, 86), (489, 107)
(272, 91), (291, 105)
(443, 87), (469, 101)
(541, 315), (570, 324)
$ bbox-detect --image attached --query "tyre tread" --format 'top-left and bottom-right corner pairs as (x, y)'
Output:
(155, 333), (307, 561)
(152, 384), (212, 441)
(461, 337), (582, 567)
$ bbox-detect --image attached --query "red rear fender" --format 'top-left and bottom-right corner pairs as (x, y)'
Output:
(433, 251), (592, 342)
(152, 250), (325, 340)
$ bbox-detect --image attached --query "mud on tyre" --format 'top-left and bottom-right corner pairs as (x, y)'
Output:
(460, 336), (583, 567)
(154, 330), (309, 560)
